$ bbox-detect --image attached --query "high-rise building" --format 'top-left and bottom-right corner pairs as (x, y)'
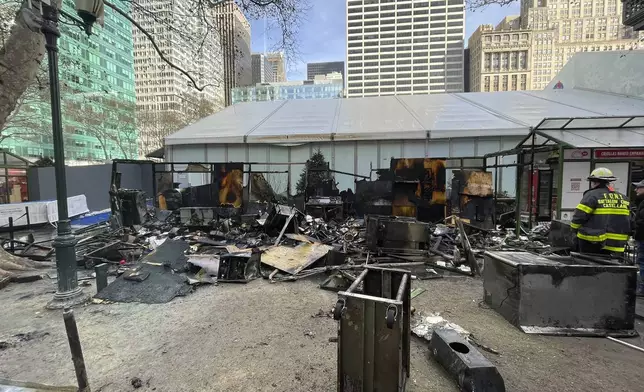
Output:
(307, 61), (345, 81)
(214, 0), (252, 106)
(266, 52), (287, 82)
(231, 73), (344, 104)
(463, 48), (470, 92)
(133, 0), (224, 154)
(346, 0), (465, 98)
(0, 0), (138, 162)
(523, 0), (641, 90)
(623, 0), (644, 31)
(468, 23), (534, 92)
(469, 1), (642, 92)
(251, 53), (275, 84)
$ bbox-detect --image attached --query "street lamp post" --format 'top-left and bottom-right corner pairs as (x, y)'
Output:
(40, 0), (104, 309)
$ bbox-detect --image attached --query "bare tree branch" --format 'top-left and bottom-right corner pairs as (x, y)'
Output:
(105, 0), (217, 91)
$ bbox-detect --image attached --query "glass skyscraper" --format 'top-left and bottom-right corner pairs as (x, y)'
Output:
(1, 0), (137, 162)
(232, 83), (344, 104)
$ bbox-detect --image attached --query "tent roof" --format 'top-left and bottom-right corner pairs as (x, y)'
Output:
(165, 89), (644, 146)
(531, 115), (644, 148)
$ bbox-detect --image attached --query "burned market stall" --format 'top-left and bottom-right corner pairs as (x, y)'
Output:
(485, 115), (644, 235)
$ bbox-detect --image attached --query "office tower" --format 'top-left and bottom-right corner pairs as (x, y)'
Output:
(0, 0), (137, 162)
(266, 52), (287, 82)
(463, 48), (470, 92)
(468, 23), (535, 92)
(251, 53), (275, 84)
(307, 61), (345, 81)
(133, 0), (224, 153)
(346, 0), (465, 97)
(623, 0), (644, 31)
(214, 0), (252, 106)
(523, 0), (640, 90)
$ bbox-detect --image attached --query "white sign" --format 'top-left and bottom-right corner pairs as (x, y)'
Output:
(563, 149), (591, 160)
(561, 161), (591, 210)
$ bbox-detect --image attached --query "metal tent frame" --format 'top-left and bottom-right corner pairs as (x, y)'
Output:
(484, 115), (644, 233)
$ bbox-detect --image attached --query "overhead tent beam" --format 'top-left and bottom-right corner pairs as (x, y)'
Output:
(534, 115), (644, 131)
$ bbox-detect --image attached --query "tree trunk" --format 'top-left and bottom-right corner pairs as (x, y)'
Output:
(0, 3), (48, 131)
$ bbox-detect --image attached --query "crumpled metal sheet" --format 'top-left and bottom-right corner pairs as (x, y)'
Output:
(94, 264), (191, 304)
(187, 254), (220, 276)
(261, 243), (334, 274)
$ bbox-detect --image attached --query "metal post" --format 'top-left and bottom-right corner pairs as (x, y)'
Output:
(43, 4), (87, 309)
(63, 308), (91, 392)
(556, 146), (564, 218)
(528, 133), (536, 230)
(25, 206), (30, 229)
(94, 263), (108, 293)
(8, 217), (14, 253)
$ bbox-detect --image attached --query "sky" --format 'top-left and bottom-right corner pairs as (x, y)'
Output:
(249, 0), (521, 80)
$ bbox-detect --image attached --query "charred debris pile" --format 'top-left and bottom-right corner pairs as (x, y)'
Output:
(81, 200), (554, 304)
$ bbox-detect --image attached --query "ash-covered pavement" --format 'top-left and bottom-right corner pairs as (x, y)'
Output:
(1, 276), (643, 392)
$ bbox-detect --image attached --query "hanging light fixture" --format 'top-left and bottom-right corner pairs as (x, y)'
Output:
(75, 0), (105, 35)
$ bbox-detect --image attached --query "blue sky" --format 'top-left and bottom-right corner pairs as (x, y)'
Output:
(249, 1), (521, 80)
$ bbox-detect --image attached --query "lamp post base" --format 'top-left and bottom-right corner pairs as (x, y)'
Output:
(46, 287), (90, 310)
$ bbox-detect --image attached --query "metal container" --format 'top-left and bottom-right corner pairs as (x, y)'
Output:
(218, 251), (260, 283)
(366, 215), (430, 251)
(483, 251), (638, 337)
(332, 266), (411, 392)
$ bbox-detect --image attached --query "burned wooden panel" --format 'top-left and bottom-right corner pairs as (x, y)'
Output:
(214, 163), (243, 208)
(451, 170), (494, 229)
(390, 158), (447, 222)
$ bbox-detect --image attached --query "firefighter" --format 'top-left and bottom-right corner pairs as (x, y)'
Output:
(570, 167), (631, 255)
(632, 179), (644, 296)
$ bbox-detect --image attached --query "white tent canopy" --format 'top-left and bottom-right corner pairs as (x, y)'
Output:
(165, 89), (644, 146)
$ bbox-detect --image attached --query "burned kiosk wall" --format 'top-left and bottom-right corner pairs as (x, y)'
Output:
(166, 138), (521, 197)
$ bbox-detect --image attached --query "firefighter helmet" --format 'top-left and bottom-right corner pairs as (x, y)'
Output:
(588, 167), (617, 182)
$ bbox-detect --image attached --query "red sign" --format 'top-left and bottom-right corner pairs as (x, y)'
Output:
(594, 149), (644, 159)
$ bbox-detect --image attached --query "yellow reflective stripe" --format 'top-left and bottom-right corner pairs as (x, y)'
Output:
(576, 204), (594, 214)
(577, 233), (604, 242)
(605, 233), (629, 241)
(577, 232), (629, 242)
(570, 222), (581, 229)
(603, 246), (625, 253)
(594, 208), (630, 215)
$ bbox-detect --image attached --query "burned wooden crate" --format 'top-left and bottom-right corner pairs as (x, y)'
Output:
(483, 251), (638, 337)
(366, 215), (430, 251)
(333, 266), (411, 392)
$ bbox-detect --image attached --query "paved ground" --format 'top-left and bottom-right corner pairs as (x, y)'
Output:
(1, 274), (643, 391)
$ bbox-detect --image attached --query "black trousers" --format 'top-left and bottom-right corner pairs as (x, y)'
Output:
(577, 239), (611, 255)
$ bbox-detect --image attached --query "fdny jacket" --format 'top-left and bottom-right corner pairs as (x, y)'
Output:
(571, 185), (631, 252)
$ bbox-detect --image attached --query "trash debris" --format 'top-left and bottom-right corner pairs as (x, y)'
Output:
(411, 312), (470, 341)
(410, 287), (426, 299)
(131, 377), (143, 389)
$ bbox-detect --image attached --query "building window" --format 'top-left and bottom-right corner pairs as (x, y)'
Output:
(502, 75), (508, 91)
(520, 74), (527, 90)
(484, 76), (490, 92)
(493, 75), (499, 91)
(511, 74), (517, 90)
